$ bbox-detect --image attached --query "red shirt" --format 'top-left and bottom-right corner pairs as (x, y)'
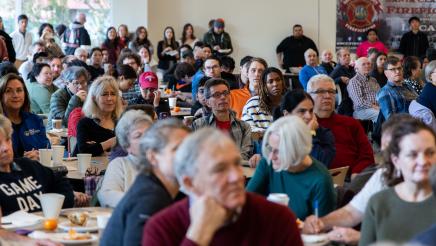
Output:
(318, 113), (374, 173)
(216, 119), (231, 132)
(142, 193), (303, 246)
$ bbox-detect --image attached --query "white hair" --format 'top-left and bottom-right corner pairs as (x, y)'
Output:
(115, 110), (152, 150)
(173, 128), (236, 191)
(262, 115), (312, 171)
(304, 48), (317, 58)
(306, 74), (336, 93)
(74, 47), (88, 57)
(0, 114), (12, 139)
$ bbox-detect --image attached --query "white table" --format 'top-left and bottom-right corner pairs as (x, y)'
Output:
(62, 156), (109, 180)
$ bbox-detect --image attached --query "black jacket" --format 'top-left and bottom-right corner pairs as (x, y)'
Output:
(399, 31), (429, 58)
(276, 35), (318, 68)
(0, 30), (15, 62)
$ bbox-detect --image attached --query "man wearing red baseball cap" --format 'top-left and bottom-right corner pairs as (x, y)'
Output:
(132, 71), (170, 118)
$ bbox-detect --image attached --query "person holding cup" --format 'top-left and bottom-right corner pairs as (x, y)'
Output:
(246, 115), (336, 220)
(0, 114), (74, 216)
(47, 66), (89, 130)
(0, 73), (50, 160)
(73, 76), (123, 156)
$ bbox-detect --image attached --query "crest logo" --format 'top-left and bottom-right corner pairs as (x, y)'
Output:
(339, 0), (383, 32)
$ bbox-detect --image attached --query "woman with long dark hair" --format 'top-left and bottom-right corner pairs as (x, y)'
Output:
(129, 26), (153, 54)
(178, 23), (198, 48)
(156, 26), (179, 74)
(370, 52), (388, 87)
(101, 26), (124, 65)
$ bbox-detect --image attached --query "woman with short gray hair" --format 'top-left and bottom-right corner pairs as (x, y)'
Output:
(247, 115), (336, 220)
(100, 118), (190, 245)
(415, 60), (436, 116)
(48, 66), (89, 129)
(98, 110), (153, 208)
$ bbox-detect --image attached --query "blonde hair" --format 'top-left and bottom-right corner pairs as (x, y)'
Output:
(0, 114), (12, 139)
(262, 115), (312, 171)
(82, 75), (123, 120)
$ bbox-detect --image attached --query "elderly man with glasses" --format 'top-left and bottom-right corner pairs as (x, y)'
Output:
(142, 128), (303, 245)
(308, 74), (374, 177)
(48, 66), (89, 130)
(192, 78), (252, 160)
(376, 56), (418, 120)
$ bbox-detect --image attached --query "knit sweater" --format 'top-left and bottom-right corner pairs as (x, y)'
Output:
(98, 154), (141, 208)
(318, 113), (374, 173)
(142, 193), (303, 246)
(359, 188), (436, 246)
(246, 158), (336, 220)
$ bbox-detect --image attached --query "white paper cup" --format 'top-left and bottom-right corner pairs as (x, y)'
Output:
(52, 119), (62, 130)
(39, 149), (53, 167)
(96, 213), (111, 229)
(52, 145), (65, 166)
(77, 154), (92, 173)
(168, 97), (177, 109)
(39, 193), (65, 219)
(267, 193), (290, 206)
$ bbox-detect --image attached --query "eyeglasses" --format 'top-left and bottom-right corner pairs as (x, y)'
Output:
(265, 144), (279, 156)
(204, 65), (220, 71)
(198, 88), (205, 94)
(309, 89), (336, 96)
(208, 90), (230, 99)
(71, 80), (87, 87)
(386, 66), (403, 73)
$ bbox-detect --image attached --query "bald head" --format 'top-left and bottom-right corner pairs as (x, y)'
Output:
(75, 13), (86, 24)
(355, 57), (372, 76)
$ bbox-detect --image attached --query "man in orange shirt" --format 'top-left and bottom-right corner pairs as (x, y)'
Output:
(229, 57), (267, 119)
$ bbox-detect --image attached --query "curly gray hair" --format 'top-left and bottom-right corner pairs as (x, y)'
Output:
(115, 110), (152, 151)
(139, 118), (190, 172)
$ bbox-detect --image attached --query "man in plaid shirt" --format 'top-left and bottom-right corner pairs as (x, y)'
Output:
(347, 57), (380, 122)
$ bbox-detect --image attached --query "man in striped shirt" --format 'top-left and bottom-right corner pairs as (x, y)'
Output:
(347, 57), (380, 122)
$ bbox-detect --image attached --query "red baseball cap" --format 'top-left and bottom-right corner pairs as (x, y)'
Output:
(139, 71), (158, 89)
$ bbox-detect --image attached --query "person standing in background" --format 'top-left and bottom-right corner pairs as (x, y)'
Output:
(63, 12), (91, 55)
(10, 15), (32, 69)
(399, 16), (429, 58)
(276, 24), (318, 72)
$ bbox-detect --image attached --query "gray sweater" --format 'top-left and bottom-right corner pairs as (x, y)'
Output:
(47, 87), (83, 129)
(359, 187), (436, 246)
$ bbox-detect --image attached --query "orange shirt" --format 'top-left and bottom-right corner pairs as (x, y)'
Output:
(229, 86), (251, 119)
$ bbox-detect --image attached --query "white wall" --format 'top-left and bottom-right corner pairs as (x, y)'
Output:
(114, 0), (337, 69)
(112, 0), (148, 33)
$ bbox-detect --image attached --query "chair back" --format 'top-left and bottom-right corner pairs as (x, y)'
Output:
(329, 166), (349, 187)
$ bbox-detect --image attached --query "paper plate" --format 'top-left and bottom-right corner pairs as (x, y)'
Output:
(301, 233), (329, 243)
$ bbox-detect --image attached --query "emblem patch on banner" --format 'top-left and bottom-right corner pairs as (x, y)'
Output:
(340, 0), (383, 32)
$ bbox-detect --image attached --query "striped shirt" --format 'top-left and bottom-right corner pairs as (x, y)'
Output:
(242, 96), (273, 132)
(347, 73), (380, 111)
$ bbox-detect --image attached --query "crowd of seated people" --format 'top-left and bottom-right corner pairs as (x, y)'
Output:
(0, 11), (435, 246)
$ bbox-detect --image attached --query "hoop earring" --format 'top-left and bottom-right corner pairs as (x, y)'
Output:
(395, 168), (402, 178)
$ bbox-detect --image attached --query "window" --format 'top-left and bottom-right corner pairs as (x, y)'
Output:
(0, 0), (111, 47)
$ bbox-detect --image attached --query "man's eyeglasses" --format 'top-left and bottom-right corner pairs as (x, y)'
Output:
(204, 65), (220, 71)
(386, 67), (403, 73)
(71, 80), (87, 87)
(309, 89), (336, 96)
(208, 90), (230, 99)
(198, 88), (205, 94)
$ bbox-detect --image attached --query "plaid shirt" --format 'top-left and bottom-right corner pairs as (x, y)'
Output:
(376, 81), (418, 119)
(347, 73), (380, 111)
(122, 80), (141, 105)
